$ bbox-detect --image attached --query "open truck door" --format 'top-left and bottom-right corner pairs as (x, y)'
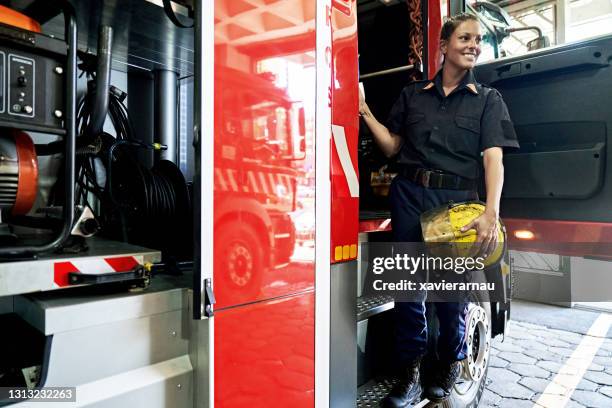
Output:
(471, 0), (612, 305)
(474, 37), (612, 225)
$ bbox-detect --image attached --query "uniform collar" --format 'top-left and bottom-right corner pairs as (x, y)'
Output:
(422, 69), (479, 96)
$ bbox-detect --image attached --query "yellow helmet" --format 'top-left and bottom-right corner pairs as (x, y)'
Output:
(420, 201), (506, 268)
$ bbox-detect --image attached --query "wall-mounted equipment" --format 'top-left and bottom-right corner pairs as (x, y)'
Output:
(0, 130), (38, 241)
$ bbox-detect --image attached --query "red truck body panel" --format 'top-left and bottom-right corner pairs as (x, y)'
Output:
(212, 1), (317, 406)
(330, 0), (360, 263)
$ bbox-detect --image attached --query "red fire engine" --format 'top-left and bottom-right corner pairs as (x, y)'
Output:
(0, 1), (506, 407)
(1, 0), (609, 407)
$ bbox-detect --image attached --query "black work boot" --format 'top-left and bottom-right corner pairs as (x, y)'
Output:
(424, 360), (461, 402)
(381, 359), (422, 408)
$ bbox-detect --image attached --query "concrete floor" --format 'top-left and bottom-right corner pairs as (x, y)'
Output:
(482, 300), (612, 408)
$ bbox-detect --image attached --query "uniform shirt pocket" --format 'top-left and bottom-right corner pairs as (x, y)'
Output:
(455, 115), (480, 134)
(406, 113), (425, 124)
(404, 113), (428, 145)
(449, 115), (481, 156)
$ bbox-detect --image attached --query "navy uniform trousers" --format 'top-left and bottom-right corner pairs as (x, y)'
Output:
(389, 175), (478, 366)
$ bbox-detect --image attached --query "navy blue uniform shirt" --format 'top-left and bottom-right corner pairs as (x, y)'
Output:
(386, 69), (520, 180)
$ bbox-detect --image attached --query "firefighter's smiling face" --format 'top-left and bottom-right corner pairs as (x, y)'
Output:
(441, 20), (482, 70)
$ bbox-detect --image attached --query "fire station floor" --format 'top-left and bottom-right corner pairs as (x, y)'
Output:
(482, 299), (612, 408)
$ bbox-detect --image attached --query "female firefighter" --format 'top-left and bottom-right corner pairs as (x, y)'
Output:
(359, 13), (519, 406)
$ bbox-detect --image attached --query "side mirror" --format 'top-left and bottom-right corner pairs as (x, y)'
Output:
(527, 36), (550, 51)
(471, 1), (551, 52)
(471, 1), (513, 40)
(298, 107), (305, 136)
(292, 107), (306, 160)
(290, 136), (306, 160)
(504, 26), (550, 51)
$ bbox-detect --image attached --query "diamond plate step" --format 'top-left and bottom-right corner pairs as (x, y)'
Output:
(357, 294), (395, 321)
(356, 378), (431, 408)
(357, 377), (400, 408)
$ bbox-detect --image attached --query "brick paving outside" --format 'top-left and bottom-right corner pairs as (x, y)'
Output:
(482, 320), (612, 408)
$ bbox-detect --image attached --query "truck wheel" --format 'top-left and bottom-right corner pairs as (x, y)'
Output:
(426, 297), (491, 408)
(215, 222), (264, 301)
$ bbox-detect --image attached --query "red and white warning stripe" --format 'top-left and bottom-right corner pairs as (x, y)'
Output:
(53, 256), (143, 288)
(214, 168), (294, 196)
(332, 124), (359, 198)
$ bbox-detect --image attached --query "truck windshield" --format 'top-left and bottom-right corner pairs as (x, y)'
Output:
(218, 76), (294, 162)
(470, 0), (612, 60)
(242, 95), (290, 159)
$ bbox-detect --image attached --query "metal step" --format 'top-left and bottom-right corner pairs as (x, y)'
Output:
(357, 294), (395, 321)
(359, 210), (392, 220)
(357, 378), (431, 408)
(357, 377), (399, 408)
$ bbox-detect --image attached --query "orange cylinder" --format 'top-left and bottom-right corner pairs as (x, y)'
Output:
(12, 131), (38, 215)
(0, 5), (41, 33)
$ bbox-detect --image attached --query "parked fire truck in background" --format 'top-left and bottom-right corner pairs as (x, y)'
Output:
(0, 0), (610, 407)
(213, 65), (306, 302)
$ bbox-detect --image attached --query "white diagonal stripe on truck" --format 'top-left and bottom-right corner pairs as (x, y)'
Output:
(332, 124), (359, 197)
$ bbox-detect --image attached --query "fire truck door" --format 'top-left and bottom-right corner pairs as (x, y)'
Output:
(192, 2), (214, 407)
(193, 1), (318, 407)
(473, 36), (612, 225)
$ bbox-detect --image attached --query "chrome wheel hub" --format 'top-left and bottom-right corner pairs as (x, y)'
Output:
(462, 303), (490, 382)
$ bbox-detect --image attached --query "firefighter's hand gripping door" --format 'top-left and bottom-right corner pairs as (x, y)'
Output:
(212, 1), (317, 406)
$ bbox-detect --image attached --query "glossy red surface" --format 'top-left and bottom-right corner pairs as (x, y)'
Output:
(213, 2), (317, 406)
(357, 216), (612, 257)
(506, 218), (612, 242)
(330, 0), (359, 262)
(213, 0), (316, 309)
(427, 0), (443, 78)
(359, 218), (392, 234)
(506, 218), (612, 258)
(215, 292), (315, 408)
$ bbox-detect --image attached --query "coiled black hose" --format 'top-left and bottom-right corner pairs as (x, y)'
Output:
(106, 141), (189, 253)
(107, 141), (173, 215)
(44, 52), (190, 254)
(85, 25), (113, 138)
(144, 166), (177, 218)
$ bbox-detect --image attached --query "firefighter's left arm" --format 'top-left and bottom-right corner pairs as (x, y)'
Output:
(461, 147), (504, 256)
(482, 146), (504, 219)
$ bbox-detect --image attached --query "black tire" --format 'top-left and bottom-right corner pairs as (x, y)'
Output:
(215, 222), (264, 302)
(425, 295), (492, 408)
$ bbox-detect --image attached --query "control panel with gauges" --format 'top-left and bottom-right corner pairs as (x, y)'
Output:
(0, 22), (66, 134)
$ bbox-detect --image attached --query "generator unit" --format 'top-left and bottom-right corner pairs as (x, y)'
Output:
(0, 6), (66, 134)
